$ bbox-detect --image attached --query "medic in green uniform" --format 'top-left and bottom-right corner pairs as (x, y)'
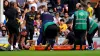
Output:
(73, 5), (89, 50)
(43, 22), (60, 50)
(87, 19), (98, 50)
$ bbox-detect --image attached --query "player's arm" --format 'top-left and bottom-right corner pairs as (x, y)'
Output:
(62, 8), (64, 13)
(54, 5), (57, 12)
(87, 15), (90, 31)
(91, 8), (94, 16)
(73, 15), (76, 31)
(24, 13), (28, 25)
(95, 2), (99, 8)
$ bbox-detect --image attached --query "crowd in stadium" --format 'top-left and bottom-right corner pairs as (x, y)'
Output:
(0, 0), (100, 51)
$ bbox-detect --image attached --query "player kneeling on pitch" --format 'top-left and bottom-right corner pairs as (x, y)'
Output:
(61, 19), (75, 45)
(44, 22), (60, 50)
(87, 19), (98, 50)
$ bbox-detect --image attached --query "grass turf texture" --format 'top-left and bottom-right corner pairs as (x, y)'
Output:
(0, 50), (100, 56)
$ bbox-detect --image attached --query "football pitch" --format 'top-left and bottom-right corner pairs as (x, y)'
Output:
(0, 50), (100, 56)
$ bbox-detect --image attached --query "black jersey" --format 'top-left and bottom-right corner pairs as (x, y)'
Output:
(25, 11), (36, 26)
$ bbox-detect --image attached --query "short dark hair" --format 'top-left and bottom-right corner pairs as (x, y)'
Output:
(79, 5), (83, 8)
(60, 19), (64, 22)
(66, 19), (73, 24)
(87, 2), (91, 4)
(64, 12), (68, 15)
(10, 1), (15, 7)
(31, 6), (35, 10)
(55, 12), (60, 15)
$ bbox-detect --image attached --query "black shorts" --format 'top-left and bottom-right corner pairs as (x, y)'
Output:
(6, 22), (19, 35)
(44, 24), (60, 39)
(66, 31), (75, 45)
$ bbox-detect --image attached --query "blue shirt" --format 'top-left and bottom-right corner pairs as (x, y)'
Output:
(41, 12), (54, 24)
(54, 4), (64, 12)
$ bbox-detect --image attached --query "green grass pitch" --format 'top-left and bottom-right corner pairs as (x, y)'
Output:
(0, 50), (100, 56)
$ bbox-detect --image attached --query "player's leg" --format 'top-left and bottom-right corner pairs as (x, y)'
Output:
(7, 26), (14, 50)
(11, 25), (20, 49)
(87, 27), (98, 50)
(50, 39), (55, 50)
(74, 30), (80, 50)
(74, 30), (86, 50)
(30, 27), (34, 40)
(81, 31), (86, 50)
(25, 26), (30, 44)
(15, 31), (20, 49)
(44, 24), (59, 50)
(1, 26), (7, 37)
(9, 33), (14, 51)
(37, 25), (44, 45)
(87, 34), (93, 49)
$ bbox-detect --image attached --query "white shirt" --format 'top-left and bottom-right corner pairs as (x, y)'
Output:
(27, 0), (34, 2)
(53, 17), (62, 24)
(1, 15), (6, 23)
(37, 2), (47, 8)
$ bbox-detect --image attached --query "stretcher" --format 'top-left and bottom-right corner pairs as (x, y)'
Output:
(29, 45), (86, 50)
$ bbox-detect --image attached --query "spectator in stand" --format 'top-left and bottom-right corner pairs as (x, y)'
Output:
(54, 0), (64, 13)
(61, 0), (68, 4)
(34, 13), (41, 37)
(23, 2), (29, 10)
(28, 0), (38, 11)
(20, 8), (29, 28)
(87, 2), (94, 19)
(80, 0), (87, 8)
(64, 4), (68, 13)
(53, 12), (62, 25)
(94, 1), (100, 22)
(22, 8), (29, 20)
(14, 2), (21, 17)
(38, 5), (46, 14)
(37, 0), (47, 9)
(3, 0), (10, 11)
(34, 13), (42, 29)
(59, 19), (68, 36)
(22, 2), (30, 17)
(63, 12), (70, 23)
(49, 0), (56, 6)
(3, 0), (9, 26)
(1, 26), (7, 37)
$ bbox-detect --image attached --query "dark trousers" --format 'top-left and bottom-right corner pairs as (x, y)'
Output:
(74, 30), (86, 50)
(44, 24), (60, 50)
(66, 31), (75, 45)
(87, 27), (98, 47)
(45, 39), (55, 50)
(37, 24), (44, 45)
(37, 21), (55, 45)
(26, 25), (34, 40)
